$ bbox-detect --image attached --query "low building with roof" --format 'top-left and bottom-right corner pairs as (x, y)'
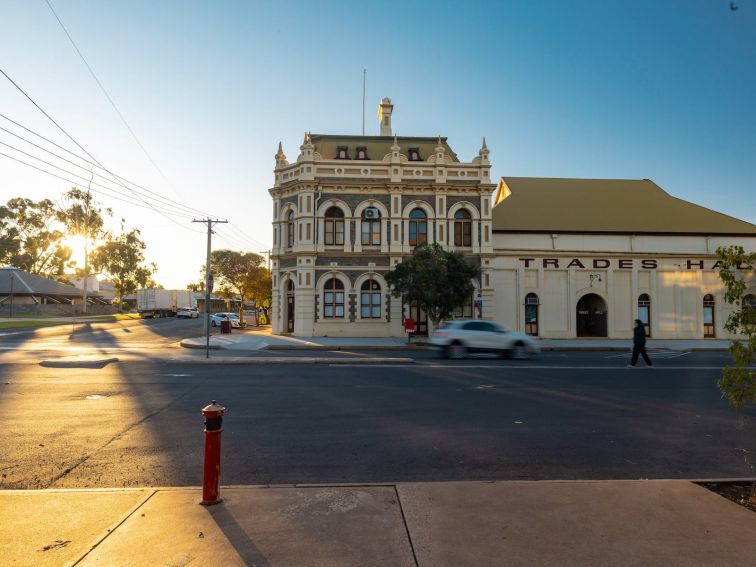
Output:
(0, 267), (114, 315)
(489, 177), (756, 339)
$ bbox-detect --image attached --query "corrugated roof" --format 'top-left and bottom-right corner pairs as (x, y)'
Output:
(0, 267), (83, 296)
(492, 177), (756, 235)
(310, 134), (460, 162)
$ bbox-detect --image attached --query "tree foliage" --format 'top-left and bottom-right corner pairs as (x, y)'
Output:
(209, 250), (266, 325)
(0, 197), (71, 277)
(385, 243), (480, 326)
(716, 245), (756, 409)
(716, 245), (756, 501)
(91, 226), (156, 304)
(58, 188), (111, 262)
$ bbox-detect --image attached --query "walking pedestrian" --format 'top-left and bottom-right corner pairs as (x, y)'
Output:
(628, 319), (652, 367)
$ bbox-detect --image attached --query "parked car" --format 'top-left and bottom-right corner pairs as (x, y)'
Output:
(429, 319), (539, 359)
(210, 312), (246, 328)
(176, 307), (199, 319)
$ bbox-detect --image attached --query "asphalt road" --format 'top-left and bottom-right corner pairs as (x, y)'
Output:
(1, 350), (752, 489)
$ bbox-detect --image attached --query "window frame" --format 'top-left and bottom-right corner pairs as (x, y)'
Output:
(287, 210), (295, 248)
(323, 278), (345, 319)
(361, 209), (382, 246)
(453, 209), (473, 247)
(408, 208), (428, 247)
(360, 280), (382, 319)
(324, 207), (345, 246)
(525, 292), (539, 336)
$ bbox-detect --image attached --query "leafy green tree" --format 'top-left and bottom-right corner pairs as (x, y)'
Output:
(249, 268), (272, 325)
(385, 243), (480, 327)
(91, 226), (156, 305)
(209, 250), (265, 326)
(0, 197), (70, 277)
(716, 245), (756, 502)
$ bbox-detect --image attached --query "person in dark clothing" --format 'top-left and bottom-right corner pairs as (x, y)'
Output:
(628, 319), (652, 367)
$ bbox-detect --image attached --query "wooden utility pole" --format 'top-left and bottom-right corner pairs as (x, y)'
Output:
(193, 218), (228, 358)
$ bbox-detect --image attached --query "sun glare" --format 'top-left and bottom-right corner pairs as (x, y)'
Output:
(62, 234), (87, 267)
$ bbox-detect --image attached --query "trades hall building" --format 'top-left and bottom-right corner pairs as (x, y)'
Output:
(269, 99), (756, 339)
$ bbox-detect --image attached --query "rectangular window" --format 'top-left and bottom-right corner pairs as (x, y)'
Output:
(306, 195), (312, 212)
(325, 220), (345, 245)
(393, 224), (399, 242)
(306, 223), (311, 240)
(361, 220), (381, 245)
(273, 227), (277, 244)
(299, 223), (302, 241)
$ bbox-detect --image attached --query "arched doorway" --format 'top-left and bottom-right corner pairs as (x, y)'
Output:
(576, 293), (608, 337)
(286, 279), (295, 333)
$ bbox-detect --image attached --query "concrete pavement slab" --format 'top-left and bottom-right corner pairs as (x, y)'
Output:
(1, 489), (152, 567)
(397, 480), (756, 567)
(76, 487), (415, 567)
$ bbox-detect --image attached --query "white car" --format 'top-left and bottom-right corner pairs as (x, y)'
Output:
(210, 312), (246, 328)
(429, 319), (540, 359)
(176, 307), (199, 319)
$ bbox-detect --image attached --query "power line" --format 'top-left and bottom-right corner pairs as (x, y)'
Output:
(0, 149), (205, 230)
(44, 0), (170, 183)
(0, 113), (222, 220)
(0, 140), (195, 219)
(0, 66), (198, 232)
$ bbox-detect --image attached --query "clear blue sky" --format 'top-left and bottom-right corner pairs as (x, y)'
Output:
(1, 0), (754, 288)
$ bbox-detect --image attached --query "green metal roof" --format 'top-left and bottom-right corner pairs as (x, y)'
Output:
(492, 177), (756, 235)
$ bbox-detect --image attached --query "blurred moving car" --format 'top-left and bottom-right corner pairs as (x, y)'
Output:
(210, 312), (246, 328)
(176, 307), (199, 319)
(429, 319), (539, 359)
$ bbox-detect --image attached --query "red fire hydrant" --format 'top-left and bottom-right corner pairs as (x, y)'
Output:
(201, 400), (225, 505)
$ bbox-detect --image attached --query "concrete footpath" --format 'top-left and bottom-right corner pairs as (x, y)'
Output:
(4, 480), (755, 566)
(180, 330), (733, 352)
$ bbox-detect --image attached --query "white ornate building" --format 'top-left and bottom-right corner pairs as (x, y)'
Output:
(269, 98), (495, 337)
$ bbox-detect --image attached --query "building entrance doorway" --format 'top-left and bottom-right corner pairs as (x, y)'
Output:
(576, 293), (608, 337)
(286, 280), (295, 333)
(406, 300), (428, 336)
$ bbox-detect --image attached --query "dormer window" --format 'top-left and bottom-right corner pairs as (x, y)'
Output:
(355, 146), (369, 160)
(408, 147), (421, 161)
(335, 146), (350, 159)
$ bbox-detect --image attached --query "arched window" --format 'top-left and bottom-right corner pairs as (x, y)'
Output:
(361, 208), (382, 246)
(409, 208), (427, 247)
(454, 209), (472, 247)
(323, 278), (345, 318)
(638, 293), (651, 337)
(324, 207), (345, 246)
(703, 294), (715, 338)
(287, 210), (295, 248)
(525, 293), (539, 336)
(360, 280), (382, 318)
